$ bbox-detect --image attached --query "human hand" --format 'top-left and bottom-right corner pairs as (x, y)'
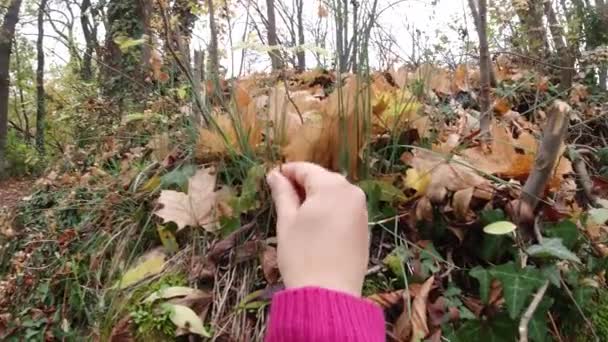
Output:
(266, 162), (369, 297)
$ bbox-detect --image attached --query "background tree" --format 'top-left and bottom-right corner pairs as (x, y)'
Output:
(36, 0), (47, 154)
(0, 0), (24, 178)
(265, 0), (283, 70)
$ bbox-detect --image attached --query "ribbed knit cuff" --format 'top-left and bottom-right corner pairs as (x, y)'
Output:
(265, 287), (385, 342)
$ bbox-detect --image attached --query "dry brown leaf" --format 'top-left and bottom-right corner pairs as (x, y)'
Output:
(260, 245), (280, 284)
(394, 276), (435, 342)
(149, 49), (164, 82)
(283, 76), (369, 177)
(109, 315), (134, 342)
(267, 85), (323, 144)
(367, 290), (404, 309)
(402, 150), (492, 203)
(154, 168), (223, 232)
(451, 64), (478, 93)
(452, 187), (474, 220)
(411, 276), (434, 341)
(460, 122), (571, 190)
(147, 133), (171, 163)
(493, 98), (512, 115)
(413, 64), (451, 95)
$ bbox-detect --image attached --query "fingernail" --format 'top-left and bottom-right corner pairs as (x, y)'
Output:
(266, 171), (277, 187)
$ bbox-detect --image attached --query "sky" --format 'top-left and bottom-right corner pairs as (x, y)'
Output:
(19, 0), (473, 77)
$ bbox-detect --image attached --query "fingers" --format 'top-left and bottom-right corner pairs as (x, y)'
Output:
(280, 162), (344, 194)
(266, 169), (300, 233)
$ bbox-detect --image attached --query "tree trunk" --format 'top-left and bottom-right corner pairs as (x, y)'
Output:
(351, 0), (359, 72)
(514, 0), (548, 63)
(265, 0), (283, 71)
(36, 0), (48, 154)
(0, 0), (24, 178)
(543, 1), (574, 91)
(296, 0), (305, 71)
(101, 0), (148, 106)
(80, 0), (98, 81)
(468, 0), (497, 86)
(207, 0), (220, 80)
(472, 0), (492, 142)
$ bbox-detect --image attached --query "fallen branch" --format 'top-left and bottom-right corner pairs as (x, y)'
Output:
(510, 100), (571, 226)
(569, 147), (598, 207)
(519, 280), (550, 342)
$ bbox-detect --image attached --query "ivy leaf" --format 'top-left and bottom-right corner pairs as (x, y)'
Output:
(545, 220), (579, 249)
(540, 265), (561, 288)
(526, 238), (581, 263)
(114, 35), (147, 52)
(232, 164), (265, 213)
(470, 266), (491, 304)
(528, 297), (554, 342)
(589, 208), (608, 225)
(358, 180), (406, 202)
(489, 262), (545, 319)
(161, 165), (197, 190)
(453, 313), (517, 342)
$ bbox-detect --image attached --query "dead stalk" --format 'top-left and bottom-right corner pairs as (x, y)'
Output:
(519, 280), (549, 342)
(570, 147), (598, 206)
(514, 100), (571, 225)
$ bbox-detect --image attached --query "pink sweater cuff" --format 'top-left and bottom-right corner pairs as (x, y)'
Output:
(265, 287), (385, 342)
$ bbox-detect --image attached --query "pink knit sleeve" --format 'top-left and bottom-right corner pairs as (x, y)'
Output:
(265, 287), (385, 342)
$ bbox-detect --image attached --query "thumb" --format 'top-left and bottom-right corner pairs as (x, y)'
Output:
(267, 169), (300, 231)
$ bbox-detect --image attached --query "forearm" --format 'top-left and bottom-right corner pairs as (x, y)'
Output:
(265, 287), (386, 342)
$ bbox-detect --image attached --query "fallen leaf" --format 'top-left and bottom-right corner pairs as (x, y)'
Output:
(452, 187), (474, 220)
(115, 248), (166, 289)
(162, 303), (211, 337)
(144, 286), (206, 303)
(411, 276), (434, 341)
(368, 290), (404, 309)
(260, 245), (280, 284)
(283, 76), (369, 177)
(154, 167), (225, 232)
(394, 276), (435, 342)
(157, 225), (179, 254)
(402, 150), (492, 203)
(405, 169), (431, 194)
(460, 121), (571, 190)
(147, 133), (171, 163)
(109, 315), (134, 342)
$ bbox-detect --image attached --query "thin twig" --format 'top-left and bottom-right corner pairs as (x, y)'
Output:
(570, 147), (598, 207)
(280, 72), (305, 124)
(519, 280), (549, 342)
(560, 278), (599, 341)
(548, 312), (564, 342)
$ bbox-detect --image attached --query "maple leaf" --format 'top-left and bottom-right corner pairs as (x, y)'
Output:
(402, 149), (493, 203)
(154, 167), (225, 232)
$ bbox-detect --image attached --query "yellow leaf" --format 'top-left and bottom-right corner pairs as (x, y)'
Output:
(115, 248), (166, 289)
(162, 303), (211, 337)
(157, 225), (179, 254)
(405, 168), (431, 194)
(141, 176), (161, 193)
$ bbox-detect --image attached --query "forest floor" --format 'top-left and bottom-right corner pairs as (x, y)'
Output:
(0, 178), (35, 209)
